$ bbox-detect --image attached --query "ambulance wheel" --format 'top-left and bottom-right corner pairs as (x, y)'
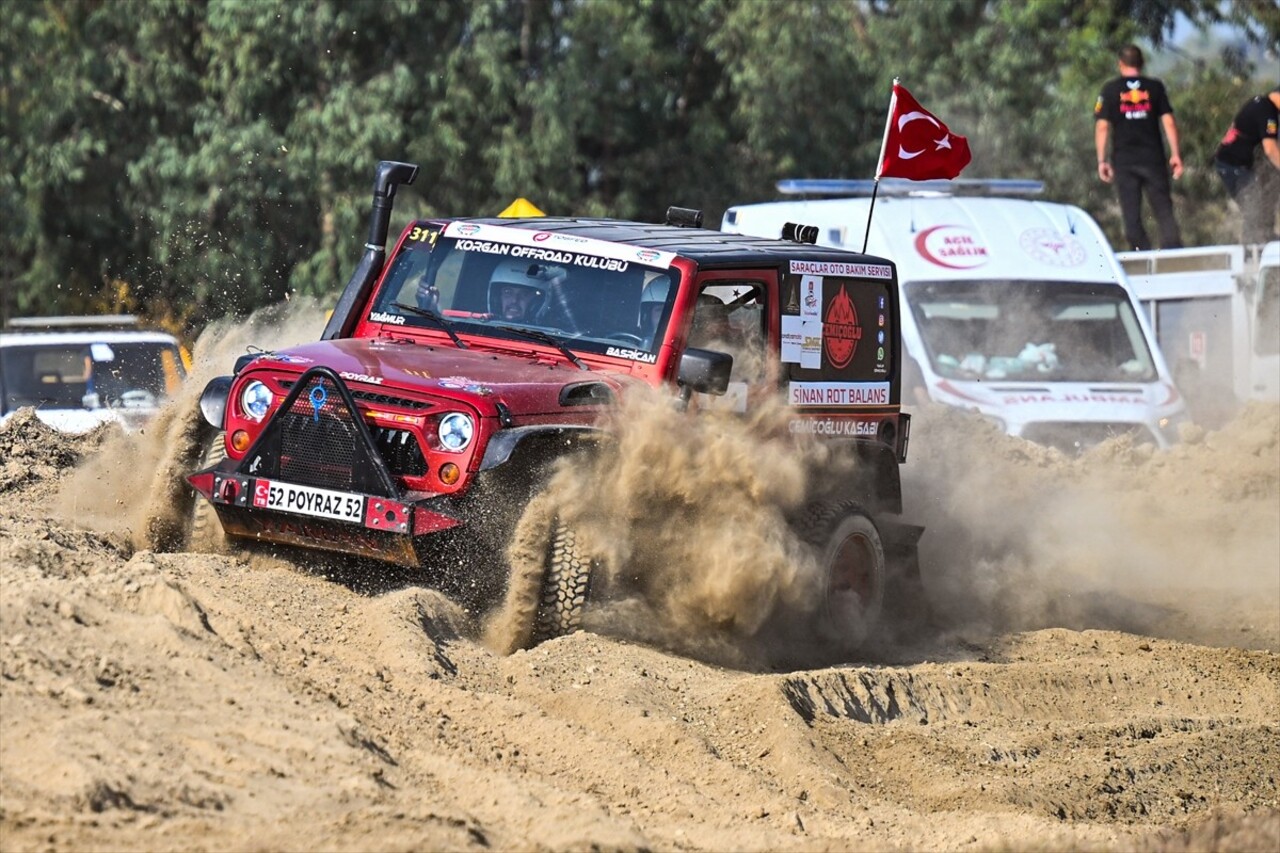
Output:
(188, 432), (230, 554)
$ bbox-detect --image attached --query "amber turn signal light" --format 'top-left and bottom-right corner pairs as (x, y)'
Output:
(439, 463), (460, 485)
(231, 430), (252, 452)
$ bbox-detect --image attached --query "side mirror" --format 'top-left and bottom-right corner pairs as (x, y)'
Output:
(677, 347), (733, 396)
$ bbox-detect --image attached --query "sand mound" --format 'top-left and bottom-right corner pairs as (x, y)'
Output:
(2, 319), (1276, 850)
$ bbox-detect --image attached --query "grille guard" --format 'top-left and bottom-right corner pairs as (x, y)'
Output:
(236, 366), (402, 500)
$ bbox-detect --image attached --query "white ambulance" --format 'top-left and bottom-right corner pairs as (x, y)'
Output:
(722, 179), (1188, 452)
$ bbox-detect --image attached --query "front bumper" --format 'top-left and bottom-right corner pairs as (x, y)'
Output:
(187, 366), (465, 566)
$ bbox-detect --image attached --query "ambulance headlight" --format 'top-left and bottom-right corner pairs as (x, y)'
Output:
(438, 412), (474, 452)
(1158, 411), (1191, 444)
(239, 381), (273, 422)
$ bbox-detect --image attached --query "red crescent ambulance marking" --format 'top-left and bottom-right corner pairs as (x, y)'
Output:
(914, 225), (989, 270)
(934, 379), (987, 403)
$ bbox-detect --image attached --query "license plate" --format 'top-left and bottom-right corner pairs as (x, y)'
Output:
(251, 479), (366, 524)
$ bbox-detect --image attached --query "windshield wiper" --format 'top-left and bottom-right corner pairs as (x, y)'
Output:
(495, 325), (589, 371)
(392, 302), (468, 349)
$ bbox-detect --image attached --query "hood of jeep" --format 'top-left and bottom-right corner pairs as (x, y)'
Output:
(251, 337), (620, 416)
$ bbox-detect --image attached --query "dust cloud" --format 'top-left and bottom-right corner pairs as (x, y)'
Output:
(54, 297), (329, 551)
(492, 383), (863, 668)
(900, 401), (1280, 649)
(50, 303), (1279, 664)
(494, 386), (1277, 666)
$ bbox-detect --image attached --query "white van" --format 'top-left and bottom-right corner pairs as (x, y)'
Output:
(1118, 241), (1279, 427)
(0, 315), (189, 433)
(722, 179), (1188, 452)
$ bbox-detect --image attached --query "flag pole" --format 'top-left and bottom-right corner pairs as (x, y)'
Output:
(862, 76), (898, 254)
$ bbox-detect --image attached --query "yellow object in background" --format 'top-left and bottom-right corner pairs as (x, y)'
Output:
(498, 198), (545, 218)
(163, 348), (185, 394)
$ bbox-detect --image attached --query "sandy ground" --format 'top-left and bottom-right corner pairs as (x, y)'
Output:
(2, 312), (1278, 852)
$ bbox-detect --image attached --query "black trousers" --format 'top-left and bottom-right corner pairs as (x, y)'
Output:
(1114, 160), (1182, 251)
(1215, 159), (1280, 245)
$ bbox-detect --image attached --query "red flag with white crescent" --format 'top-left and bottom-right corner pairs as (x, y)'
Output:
(877, 83), (971, 180)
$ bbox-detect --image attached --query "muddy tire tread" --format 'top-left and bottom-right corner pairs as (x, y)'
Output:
(530, 516), (593, 644)
(798, 501), (887, 650)
(188, 433), (229, 554)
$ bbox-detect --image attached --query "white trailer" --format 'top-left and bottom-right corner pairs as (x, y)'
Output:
(722, 179), (1188, 452)
(1118, 241), (1279, 426)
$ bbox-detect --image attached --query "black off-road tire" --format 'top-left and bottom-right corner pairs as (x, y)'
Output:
(188, 432), (230, 554)
(799, 501), (887, 651)
(530, 514), (595, 644)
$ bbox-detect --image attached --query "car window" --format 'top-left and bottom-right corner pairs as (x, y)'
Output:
(1, 340), (184, 414)
(694, 283), (767, 380)
(2, 346), (91, 410)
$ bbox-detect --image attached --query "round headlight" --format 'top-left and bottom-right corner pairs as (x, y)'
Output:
(239, 380), (273, 422)
(437, 412), (474, 452)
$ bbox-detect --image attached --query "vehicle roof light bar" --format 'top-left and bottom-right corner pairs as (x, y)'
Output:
(5, 314), (142, 330)
(776, 178), (1045, 198)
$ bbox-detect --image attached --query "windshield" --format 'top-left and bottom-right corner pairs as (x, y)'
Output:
(1, 341), (185, 415)
(368, 223), (679, 361)
(905, 280), (1157, 382)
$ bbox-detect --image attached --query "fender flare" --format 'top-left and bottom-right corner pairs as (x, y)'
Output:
(199, 376), (234, 430)
(479, 425), (605, 472)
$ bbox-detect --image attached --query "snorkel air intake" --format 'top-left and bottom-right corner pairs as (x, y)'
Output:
(321, 160), (420, 341)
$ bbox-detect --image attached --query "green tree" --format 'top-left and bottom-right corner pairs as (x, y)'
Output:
(4, 0), (1278, 330)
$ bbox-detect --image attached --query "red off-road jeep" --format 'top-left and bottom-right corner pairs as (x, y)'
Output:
(188, 162), (921, 648)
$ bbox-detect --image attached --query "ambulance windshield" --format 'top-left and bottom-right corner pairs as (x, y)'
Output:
(905, 280), (1157, 383)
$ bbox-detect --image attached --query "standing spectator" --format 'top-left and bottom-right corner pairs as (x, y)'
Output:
(1212, 85), (1280, 246)
(1094, 44), (1184, 251)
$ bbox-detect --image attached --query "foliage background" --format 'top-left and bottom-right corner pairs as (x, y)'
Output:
(2, 0), (1277, 336)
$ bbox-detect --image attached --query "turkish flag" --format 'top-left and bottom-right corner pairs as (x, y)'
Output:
(877, 84), (971, 180)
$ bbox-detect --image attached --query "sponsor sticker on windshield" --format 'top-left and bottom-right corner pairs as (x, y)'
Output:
(444, 221), (677, 269)
(606, 346), (657, 363)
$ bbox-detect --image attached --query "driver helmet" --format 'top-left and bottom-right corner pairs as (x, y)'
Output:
(638, 272), (670, 336)
(488, 259), (550, 320)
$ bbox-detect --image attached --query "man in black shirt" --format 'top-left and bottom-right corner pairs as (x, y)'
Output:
(1212, 85), (1280, 246)
(1094, 44), (1184, 251)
